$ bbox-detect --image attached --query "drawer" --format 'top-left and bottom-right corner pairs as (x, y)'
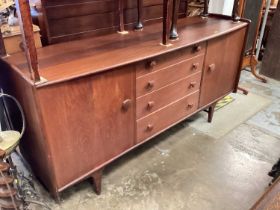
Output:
(137, 91), (199, 143)
(136, 72), (201, 119)
(136, 54), (204, 97)
(136, 42), (206, 78)
(137, 72), (201, 119)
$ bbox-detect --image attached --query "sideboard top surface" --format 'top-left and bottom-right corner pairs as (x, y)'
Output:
(4, 16), (248, 87)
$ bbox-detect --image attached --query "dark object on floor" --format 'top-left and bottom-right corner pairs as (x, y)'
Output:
(250, 176), (280, 210)
(261, 2), (280, 81)
(268, 158), (280, 185)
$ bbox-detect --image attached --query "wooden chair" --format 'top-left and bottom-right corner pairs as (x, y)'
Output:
(0, 93), (25, 160)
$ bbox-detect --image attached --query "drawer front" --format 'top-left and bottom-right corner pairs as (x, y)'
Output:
(136, 42), (206, 78)
(136, 54), (204, 97)
(137, 72), (201, 119)
(137, 91), (199, 143)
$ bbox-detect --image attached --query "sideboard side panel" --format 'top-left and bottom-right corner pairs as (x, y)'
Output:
(0, 60), (57, 194)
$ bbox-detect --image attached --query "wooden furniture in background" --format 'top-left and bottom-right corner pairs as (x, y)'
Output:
(239, 0), (267, 83)
(0, 0), (248, 200)
(261, 2), (280, 80)
(1, 24), (42, 54)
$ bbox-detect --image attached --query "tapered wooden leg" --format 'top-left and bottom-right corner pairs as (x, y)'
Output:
(237, 86), (249, 95)
(207, 102), (217, 123)
(232, 0), (240, 22)
(202, 0), (209, 17)
(170, 0), (180, 40)
(118, 0), (125, 33)
(52, 190), (61, 203)
(91, 168), (103, 195)
(162, 0), (171, 45)
(135, 0), (143, 30)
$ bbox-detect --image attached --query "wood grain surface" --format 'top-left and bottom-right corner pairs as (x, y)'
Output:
(4, 16), (247, 87)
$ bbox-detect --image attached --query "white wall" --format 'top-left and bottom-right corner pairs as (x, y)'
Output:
(209, 0), (234, 16)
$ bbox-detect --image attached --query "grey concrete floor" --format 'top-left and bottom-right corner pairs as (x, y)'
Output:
(16, 70), (280, 210)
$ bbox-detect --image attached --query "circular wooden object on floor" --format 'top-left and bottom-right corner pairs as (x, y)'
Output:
(0, 162), (10, 173)
(0, 187), (17, 198)
(0, 176), (13, 186)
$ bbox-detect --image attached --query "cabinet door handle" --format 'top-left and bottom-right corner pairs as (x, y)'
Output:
(122, 99), (132, 111)
(192, 63), (199, 70)
(189, 82), (197, 88)
(146, 80), (155, 90)
(194, 45), (202, 52)
(147, 101), (155, 110)
(146, 124), (154, 131)
(208, 64), (216, 72)
(187, 104), (194, 109)
(147, 60), (157, 69)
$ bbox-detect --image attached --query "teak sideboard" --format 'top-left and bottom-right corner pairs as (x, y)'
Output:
(0, 0), (249, 200)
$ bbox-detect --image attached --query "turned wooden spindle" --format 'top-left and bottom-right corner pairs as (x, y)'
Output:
(118, 0), (125, 32)
(15, 0), (40, 82)
(202, 0), (209, 17)
(170, 0), (180, 40)
(232, 0), (240, 22)
(135, 0), (143, 30)
(162, 0), (172, 45)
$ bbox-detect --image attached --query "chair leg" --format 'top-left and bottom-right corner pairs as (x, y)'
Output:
(208, 102), (217, 123)
(250, 55), (267, 83)
(237, 86), (249, 95)
(91, 168), (103, 195)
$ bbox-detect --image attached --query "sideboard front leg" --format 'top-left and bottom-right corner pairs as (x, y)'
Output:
(52, 190), (61, 203)
(207, 102), (217, 123)
(91, 168), (104, 195)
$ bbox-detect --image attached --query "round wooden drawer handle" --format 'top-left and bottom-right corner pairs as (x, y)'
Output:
(147, 101), (155, 110)
(146, 124), (154, 131)
(194, 45), (202, 52)
(122, 99), (132, 111)
(187, 104), (194, 109)
(189, 82), (197, 88)
(147, 60), (157, 69)
(208, 64), (216, 72)
(146, 80), (155, 90)
(192, 63), (199, 70)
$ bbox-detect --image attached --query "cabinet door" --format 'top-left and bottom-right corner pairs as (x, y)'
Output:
(199, 28), (246, 108)
(37, 66), (135, 188)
